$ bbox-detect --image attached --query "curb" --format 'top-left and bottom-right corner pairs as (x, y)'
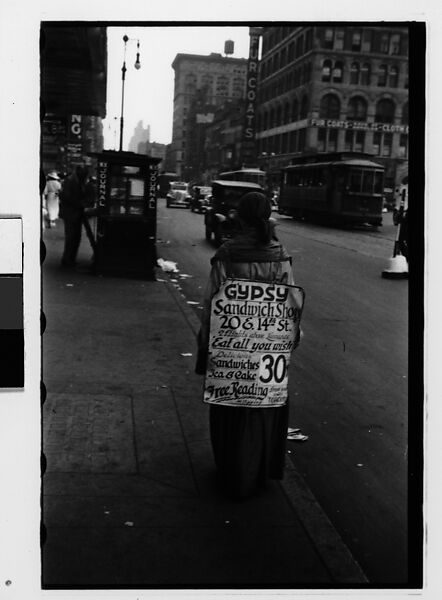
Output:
(162, 270), (369, 584)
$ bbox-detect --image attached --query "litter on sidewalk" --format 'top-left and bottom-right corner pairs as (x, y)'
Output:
(157, 258), (179, 273)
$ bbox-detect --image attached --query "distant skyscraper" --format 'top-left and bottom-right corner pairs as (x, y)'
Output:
(170, 52), (248, 177)
(128, 121), (150, 153)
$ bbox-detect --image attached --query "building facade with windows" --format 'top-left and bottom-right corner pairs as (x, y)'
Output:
(170, 52), (248, 178)
(256, 25), (409, 190)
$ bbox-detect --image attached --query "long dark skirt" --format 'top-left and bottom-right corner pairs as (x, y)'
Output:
(209, 402), (289, 500)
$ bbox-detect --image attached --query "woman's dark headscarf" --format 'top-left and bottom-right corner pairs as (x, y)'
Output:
(238, 192), (273, 244)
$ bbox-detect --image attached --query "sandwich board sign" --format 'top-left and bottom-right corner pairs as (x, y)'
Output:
(204, 278), (305, 408)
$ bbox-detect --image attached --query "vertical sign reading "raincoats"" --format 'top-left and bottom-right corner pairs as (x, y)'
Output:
(204, 279), (305, 407)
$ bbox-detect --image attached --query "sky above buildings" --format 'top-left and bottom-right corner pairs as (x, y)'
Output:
(102, 26), (251, 150)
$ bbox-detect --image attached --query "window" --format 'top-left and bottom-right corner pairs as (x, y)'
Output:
(291, 98), (299, 121)
(284, 102), (290, 124)
(382, 133), (393, 156)
(299, 128), (307, 151)
(328, 129), (338, 151)
(300, 95), (309, 119)
(332, 61), (343, 83)
(401, 102), (409, 125)
(322, 59), (332, 82)
(232, 77), (244, 98)
(404, 64), (409, 89)
(201, 74), (213, 90)
(344, 131), (365, 153)
(319, 93), (340, 119)
(350, 62), (360, 85)
(276, 105), (282, 126)
(305, 29), (313, 51)
(352, 30), (362, 51)
(318, 128), (326, 152)
(380, 32), (389, 53)
(375, 98), (395, 123)
(281, 132), (288, 153)
(290, 130), (299, 152)
(318, 128), (338, 152)
(389, 66), (399, 87)
(361, 63), (371, 85)
(373, 131), (393, 156)
(390, 33), (401, 55)
(324, 28), (334, 49)
(335, 29), (345, 50)
(373, 132), (381, 155)
(378, 64), (388, 87)
(288, 42), (295, 61)
(216, 75), (229, 96)
(348, 96), (367, 121)
(269, 107), (275, 128)
(296, 35), (304, 57)
(399, 134), (408, 158)
(362, 29), (373, 52)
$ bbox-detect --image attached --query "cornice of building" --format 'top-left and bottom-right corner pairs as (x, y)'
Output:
(172, 53), (248, 70)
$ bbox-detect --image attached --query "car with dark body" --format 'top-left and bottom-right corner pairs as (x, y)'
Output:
(190, 185), (212, 213)
(204, 180), (263, 246)
(166, 182), (191, 208)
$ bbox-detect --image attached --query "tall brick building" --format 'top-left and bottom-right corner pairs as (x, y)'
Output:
(170, 52), (248, 178)
(256, 26), (409, 191)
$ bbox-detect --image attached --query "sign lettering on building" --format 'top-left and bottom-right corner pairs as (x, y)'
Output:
(67, 115), (83, 164)
(241, 28), (262, 166)
(309, 118), (409, 134)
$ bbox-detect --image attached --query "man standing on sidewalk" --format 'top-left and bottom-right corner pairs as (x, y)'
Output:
(59, 165), (94, 268)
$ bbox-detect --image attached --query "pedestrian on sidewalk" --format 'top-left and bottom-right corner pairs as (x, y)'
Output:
(59, 165), (94, 268)
(42, 171), (61, 228)
(196, 191), (300, 500)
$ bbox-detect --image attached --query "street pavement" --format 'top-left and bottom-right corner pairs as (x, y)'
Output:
(41, 220), (368, 589)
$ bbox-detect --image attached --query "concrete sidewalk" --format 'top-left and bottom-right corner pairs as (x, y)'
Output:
(41, 224), (367, 589)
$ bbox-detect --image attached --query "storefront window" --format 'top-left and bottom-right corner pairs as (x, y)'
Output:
(399, 134), (408, 158)
(328, 129), (338, 152)
(382, 133), (393, 157)
(318, 128), (326, 152)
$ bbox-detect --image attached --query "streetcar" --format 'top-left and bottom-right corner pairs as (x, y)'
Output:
(278, 152), (385, 227)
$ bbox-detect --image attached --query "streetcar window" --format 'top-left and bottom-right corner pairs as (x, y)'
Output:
(374, 171), (384, 194)
(362, 170), (374, 193)
(349, 169), (362, 192)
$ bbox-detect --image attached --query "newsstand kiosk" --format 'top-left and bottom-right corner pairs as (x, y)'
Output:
(89, 150), (161, 280)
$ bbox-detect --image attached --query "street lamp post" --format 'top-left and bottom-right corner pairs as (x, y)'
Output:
(119, 35), (141, 152)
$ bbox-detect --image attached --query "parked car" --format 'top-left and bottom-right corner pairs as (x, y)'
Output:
(190, 186), (212, 213)
(166, 182), (191, 208)
(204, 180), (263, 246)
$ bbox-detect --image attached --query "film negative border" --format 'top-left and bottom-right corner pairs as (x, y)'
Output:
(0, 216), (24, 388)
